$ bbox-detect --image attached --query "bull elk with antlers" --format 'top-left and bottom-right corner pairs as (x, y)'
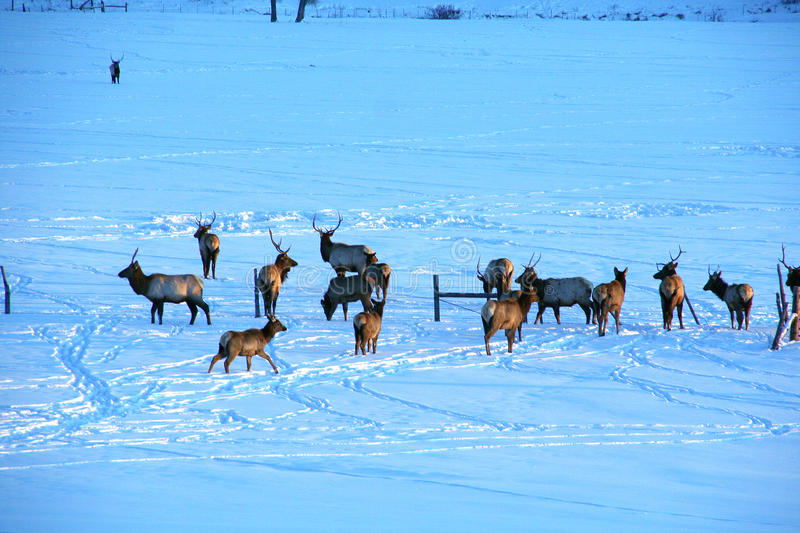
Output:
(257, 228), (298, 317)
(780, 244), (800, 289)
(313, 212), (377, 276)
(477, 257), (514, 298)
(118, 248), (211, 325)
(109, 54), (123, 84)
(194, 212), (220, 279)
(703, 266), (754, 330)
(653, 247), (685, 331)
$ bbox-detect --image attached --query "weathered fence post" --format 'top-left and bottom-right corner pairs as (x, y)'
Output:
(433, 274), (440, 322)
(1, 266), (9, 314)
(253, 268), (261, 318)
(792, 286), (800, 342)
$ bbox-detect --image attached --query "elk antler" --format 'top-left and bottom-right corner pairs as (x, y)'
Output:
(268, 227), (290, 254)
(130, 248), (139, 263)
(779, 243), (796, 270)
(527, 252), (541, 269)
(208, 211), (216, 227)
(312, 211), (343, 234)
(669, 245), (684, 264)
(476, 256), (483, 277)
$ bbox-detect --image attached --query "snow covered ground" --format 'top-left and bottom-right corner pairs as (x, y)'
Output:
(1, 8), (799, 532)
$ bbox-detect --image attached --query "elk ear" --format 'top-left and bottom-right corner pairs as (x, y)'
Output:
(672, 262), (678, 268)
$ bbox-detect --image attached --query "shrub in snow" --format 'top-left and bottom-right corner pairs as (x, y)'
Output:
(427, 4), (461, 19)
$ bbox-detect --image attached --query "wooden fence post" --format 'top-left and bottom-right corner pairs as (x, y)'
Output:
(433, 274), (440, 322)
(792, 286), (799, 342)
(253, 268), (260, 318)
(1, 266), (9, 314)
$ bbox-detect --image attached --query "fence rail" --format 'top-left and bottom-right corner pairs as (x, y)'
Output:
(433, 274), (499, 322)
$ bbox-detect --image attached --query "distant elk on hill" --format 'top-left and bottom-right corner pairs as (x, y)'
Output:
(194, 212), (220, 279)
(109, 54), (122, 84)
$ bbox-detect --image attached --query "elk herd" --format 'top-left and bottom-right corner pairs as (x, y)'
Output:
(116, 213), (800, 371)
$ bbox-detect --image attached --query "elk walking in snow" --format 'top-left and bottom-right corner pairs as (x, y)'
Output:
(653, 247), (685, 331)
(703, 266), (754, 330)
(364, 263), (391, 300)
(312, 212), (377, 276)
(257, 228), (298, 317)
(592, 267), (628, 337)
(353, 299), (386, 355)
(118, 248), (211, 325)
(320, 273), (375, 321)
(109, 54), (123, 84)
(476, 257), (514, 298)
(194, 212), (220, 279)
(481, 286), (539, 355)
(207, 316), (286, 374)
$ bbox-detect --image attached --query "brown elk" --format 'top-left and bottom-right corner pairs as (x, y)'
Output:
(481, 286), (539, 355)
(320, 273), (375, 321)
(207, 316), (286, 374)
(498, 254), (540, 341)
(312, 212), (377, 276)
(109, 53), (122, 84)
(477, 257), (514, 297)
(653, 247), (685, 331)
(194, 212), (220, 279)
(703, 266), (754, 330)
(353, 299), (387, 355)
(364, 262), (392, 300)
(118, 248), (211, 325)
(780, 244), (800, 288)
(257, 228), (298, 317)
(592, 267), (628, 337)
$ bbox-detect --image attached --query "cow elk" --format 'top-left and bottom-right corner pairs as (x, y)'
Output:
(365, 262), (392, 300)
(118, 248), (211, 325)
(312, 212), (377, 276)
(353, 299), (387, 355)
(207, 316), (286, 374)
(703, 266), (754, 330)
(109, 53), (122, 84)
(653, 247), (685, 331)
(257, 228), (298, 317)
(321, 273), (375, 321)
(481, 286), (539, 355)
(592, 267), (628, 337)
(477, 257), (514, 297)
(780, 244), (800, 288)
(194, 212), (220, 279)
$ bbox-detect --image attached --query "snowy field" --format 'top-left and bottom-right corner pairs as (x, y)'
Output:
(1, 8), (799, 532)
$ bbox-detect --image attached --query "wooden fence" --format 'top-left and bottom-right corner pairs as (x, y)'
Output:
(432, 274), (499, 322)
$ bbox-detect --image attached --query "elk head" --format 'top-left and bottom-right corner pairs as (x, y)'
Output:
(312, 211), (343, 239)
(194, 211), (216, 239)
(780, 244), (800, 288)
(117, 248), (141, 279)
(269, 227), (298, 272)
(703, 265), (723, 291)
(513, 252), (541, 293)
(653, 246), (684, 280)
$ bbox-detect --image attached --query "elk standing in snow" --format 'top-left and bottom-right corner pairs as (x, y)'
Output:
(481, 287), (539, 355)
(109, 54), (122, 84)
(364, 262), (391, 300)
(703, 266), (754, 330)
(653, 247), (685, 331)
(498, 254), (540, 341)
(207, 316), (286, 374)
(780, 244), (800, 289)
(320, 273), (375, 321)
(257, 228), (298, 317)
(477, 257), (514, 298)
(312, 212), (377, 276)
(194, 212), (220, 279)
(592, 267), (628, 337)
(118, 248), (211, 325)
(353, 299), (386, 355)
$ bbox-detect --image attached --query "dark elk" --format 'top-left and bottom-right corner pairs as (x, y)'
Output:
(118, 248), (211, 325)
(353, 299), (387, 355)
(109, 54), (122, 84)
(208, 316), (286, 374)
(703, 266), (754, 330)
(481, 284), (539, 356)
(780, 244), (800, 288)
(194, 212), (220, 279)
(364, 263), (392, 300)
(476, 257), (514, 297)
(320, 273), (375, 321)
(257, 228), (298, 317)
(592, 267), (628, 337)
(515, 254), (594, 325)
(312, 212), (377, 276)
(653, 247), (686, 331)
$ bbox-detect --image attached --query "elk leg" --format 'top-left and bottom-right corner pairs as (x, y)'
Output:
(505, 329), (515, 353)
(736, 310), (744, 330)
(484, 325), (499, 356)
(224, 350), (239, 373)
(517, 325), (522, 342)
(208, 348), (225, 373)
(553, 306), (561, 325)
(372, 337), (378, 354)
(745, 301), (752, 331)
(246, 356), (253, 371)
(211, 251), (218, 280)
(729, 308), (735, 329)
(150, 302), (158, 324)
(677, 301), (684, 329)
(580, 303), (592, 324)
(257, 349), (279, 373)
(342, 302), (348, 321)
(271, 298), (277, 317)
(613, 309), (621, 334)
(188, 302), (198, 325)
(157, 302), (165, 325)
(534, 303), (545, 325)
(198, 300), (211, 325)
